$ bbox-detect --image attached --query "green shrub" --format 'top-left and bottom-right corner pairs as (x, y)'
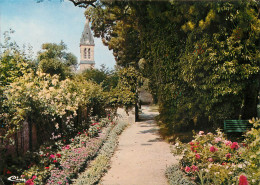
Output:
(172, 119), (260, 185)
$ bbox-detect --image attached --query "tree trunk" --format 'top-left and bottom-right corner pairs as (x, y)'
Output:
(28, 118), (33, 152)
(242, 83), (258, 119)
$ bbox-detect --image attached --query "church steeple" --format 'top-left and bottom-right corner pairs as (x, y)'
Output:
(79, 16), (95, 71)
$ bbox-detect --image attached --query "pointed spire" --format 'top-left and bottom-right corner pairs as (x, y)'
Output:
(80, 16), (94, 46)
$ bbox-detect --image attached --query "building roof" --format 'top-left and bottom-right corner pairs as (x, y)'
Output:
(80, 18), (95, 46)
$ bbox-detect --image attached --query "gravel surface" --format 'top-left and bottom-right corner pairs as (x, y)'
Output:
(100, 106), (178, 185)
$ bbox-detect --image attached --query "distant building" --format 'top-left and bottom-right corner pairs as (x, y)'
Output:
(79, 17), (95, 71)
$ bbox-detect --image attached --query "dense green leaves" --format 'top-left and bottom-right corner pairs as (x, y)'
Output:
(86, 0), (260, 134)
(37, 41), (77, 79)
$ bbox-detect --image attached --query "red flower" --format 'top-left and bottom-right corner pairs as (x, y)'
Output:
(56, 154), (61, 158)
(189, 142), (194, 146)
(226, 153), (231, 159)
(185, 166), (191, 173)
(78, 132), (81, 135)
(195, 154), (200, 159)
(230, 142), (239, 150)
(25, 179), (34, 185)
(222, 162), (227, 165)
(32, 176), (37, 180)
(190, 146), (194, 151)
(53, 160), (58, 163)
(6, 170), (12, 175)
(210, 146), (218, 152)
(49, 154), (55, 159)
(239, 175), (248, 185)
(45, 167), (49, 170)
(191, 165), (199, 172)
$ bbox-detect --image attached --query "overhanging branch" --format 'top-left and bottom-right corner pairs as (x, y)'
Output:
(68, 0), (97, 8)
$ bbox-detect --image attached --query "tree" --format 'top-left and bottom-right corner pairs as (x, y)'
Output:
(70, 0), (260, 133)
(37, 41), (77, 79)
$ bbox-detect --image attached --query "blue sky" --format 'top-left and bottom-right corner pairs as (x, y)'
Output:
(0, 0), (116, 69)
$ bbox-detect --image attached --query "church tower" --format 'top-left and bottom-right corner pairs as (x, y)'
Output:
(79, 16), (95, 71)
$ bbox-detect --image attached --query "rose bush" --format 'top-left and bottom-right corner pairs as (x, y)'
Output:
(173, 119), (260, 185)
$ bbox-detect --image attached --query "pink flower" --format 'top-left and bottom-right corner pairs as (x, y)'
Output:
(46, 147), (50, 149)
(214, 137), (222, 143)
(210, 146), (218, 152)
(226, 153), (231, 159)
(49, 154), (55, 159)
(230, 142), (239, 150)
(239, 175), (248, 185)
(195, 154), (200, 159)
(65, 145), (70, 149)
(56, 154), (61, 158)
(208, 158), (214, 162)
(185, 166), (191, 173)
(191, 165), (199, 172)
(224, 140), (232, 146)
(53, 160), (58, 163)
(32, 176), (36, 180)
(71, 139), (74, 141)
(78, 132), (81, 135)
(199, 131), (204, 135)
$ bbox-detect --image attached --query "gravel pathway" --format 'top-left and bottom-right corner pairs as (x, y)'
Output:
(100, 106), (178, 185)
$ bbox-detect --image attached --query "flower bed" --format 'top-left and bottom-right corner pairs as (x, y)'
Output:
(15, 118), (115, 185)
(171, 118), (260, 185)
(73, 120), (128, 185)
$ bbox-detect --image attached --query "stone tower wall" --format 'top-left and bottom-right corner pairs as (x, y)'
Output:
(80, 45), (94, 62)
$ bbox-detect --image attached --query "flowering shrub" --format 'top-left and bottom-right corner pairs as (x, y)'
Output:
(73, 120), (128, 185)
(173, 119), (259, 185)
(16, 118), (114, 184)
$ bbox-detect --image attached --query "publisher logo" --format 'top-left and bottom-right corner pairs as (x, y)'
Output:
(7, 176), (26, 183)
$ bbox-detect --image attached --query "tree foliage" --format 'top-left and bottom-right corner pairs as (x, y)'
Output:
(37, 41), (77, 79)
(84, 0), (260, 134)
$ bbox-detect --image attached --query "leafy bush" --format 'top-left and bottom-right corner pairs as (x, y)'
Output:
(172, 119), (260, 185)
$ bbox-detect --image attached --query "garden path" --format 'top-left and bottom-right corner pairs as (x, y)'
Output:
(100, 105), (179, 185)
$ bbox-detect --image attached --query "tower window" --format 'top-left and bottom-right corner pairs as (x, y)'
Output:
(84, 48), (87, 59)
(88, 48), (91, 59)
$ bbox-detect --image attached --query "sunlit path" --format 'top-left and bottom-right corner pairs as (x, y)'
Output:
(100, 106), (178, 185)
